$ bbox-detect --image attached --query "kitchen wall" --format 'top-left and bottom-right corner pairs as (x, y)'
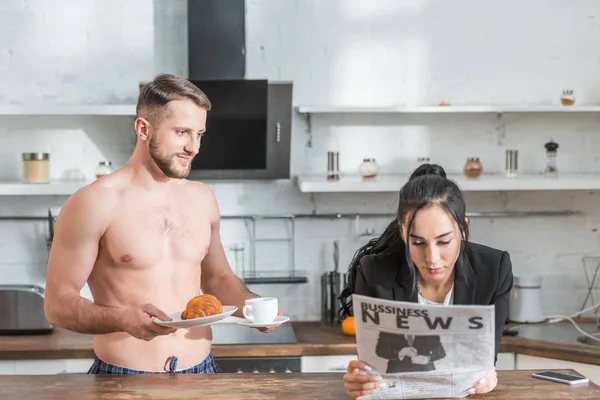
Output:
(1, 0), (600, 320)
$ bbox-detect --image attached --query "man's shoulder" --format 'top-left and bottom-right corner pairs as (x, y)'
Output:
(62, 174), (127, 215)
(180, 180), (220, 220)
(180, 179), (216, 202)
(181, 179), (212, 193)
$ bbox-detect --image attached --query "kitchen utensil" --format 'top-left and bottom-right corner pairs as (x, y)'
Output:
(321, 240), (345, 324)
(505, 150), (518, 178)
(327, 151), (340, 181)
(236, 315), (291, 328)
(153, 306), (238, 328)
(331, 240), (340, 322)
(509, 274), (545, 323)
(544, 140), (559, 177)
(242, 297), (278, 323)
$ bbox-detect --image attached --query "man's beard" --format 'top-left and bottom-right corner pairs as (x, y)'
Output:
(149, 135), (193, 179)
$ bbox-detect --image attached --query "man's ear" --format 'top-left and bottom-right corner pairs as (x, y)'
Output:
(134, 117), (151, 141)
(464, 216), (470, 225)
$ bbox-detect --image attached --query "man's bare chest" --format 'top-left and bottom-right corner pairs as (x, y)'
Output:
(101, 201), (211, 268)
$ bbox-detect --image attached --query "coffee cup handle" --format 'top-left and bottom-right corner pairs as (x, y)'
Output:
(243, 305), (253, 320)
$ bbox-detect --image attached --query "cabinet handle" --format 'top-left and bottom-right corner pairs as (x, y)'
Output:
(276, 122), (281, 142)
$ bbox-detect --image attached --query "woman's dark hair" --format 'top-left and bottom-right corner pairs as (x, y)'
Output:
(338, 163), (469, 319)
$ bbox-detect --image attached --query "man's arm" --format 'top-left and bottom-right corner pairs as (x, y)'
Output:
(44, 185), (176, 340)
(44, 186), (125, 334)
(200, 187), (260, 315)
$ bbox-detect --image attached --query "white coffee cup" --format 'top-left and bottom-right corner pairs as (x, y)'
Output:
(242, 297), (278, 323)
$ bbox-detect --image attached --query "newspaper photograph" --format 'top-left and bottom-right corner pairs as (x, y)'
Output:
(352, 294), (495, 399)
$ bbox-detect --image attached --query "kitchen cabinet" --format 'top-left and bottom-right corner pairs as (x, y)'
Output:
(0, 359), (94, 375)
(301, 355), (357, 373)
(495, 352), (515, 370)
(516, 354), (600, 384)
(0, 361), (14, 374)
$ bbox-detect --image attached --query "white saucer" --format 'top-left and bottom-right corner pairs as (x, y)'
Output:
(236, 315), (290, 328)
(153, 306), (238, 329)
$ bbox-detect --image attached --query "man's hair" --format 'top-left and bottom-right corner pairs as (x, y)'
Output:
(136, 73), (211, 124)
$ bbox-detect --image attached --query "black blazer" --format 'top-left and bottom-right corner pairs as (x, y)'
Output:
(376, 333), (445, 373)
(353, 241), (513, 364)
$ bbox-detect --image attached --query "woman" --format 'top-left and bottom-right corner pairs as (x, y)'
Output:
(339, 163), (513, 399)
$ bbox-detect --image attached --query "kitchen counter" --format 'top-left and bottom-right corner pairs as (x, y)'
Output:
(1, 370), (599, 399)
(1, 321), (600, 366)
(0, 322), (355, 360)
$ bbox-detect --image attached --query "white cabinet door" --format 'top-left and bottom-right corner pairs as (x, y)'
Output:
(495, 353), (515, 370)
(0, 361), (14, 374)
(516, 354), (600, 385)
(14, 358), (94, 374)
(301, 355), (357, 373)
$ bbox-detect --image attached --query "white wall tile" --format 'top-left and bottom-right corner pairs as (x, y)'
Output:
(1, 0), (600, 321)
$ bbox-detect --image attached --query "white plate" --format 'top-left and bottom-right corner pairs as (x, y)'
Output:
(236, 315), (290, 328)
(153, 306), (238, 329)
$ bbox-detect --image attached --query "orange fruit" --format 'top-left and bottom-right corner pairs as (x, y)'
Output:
(341, 316), (356, 336)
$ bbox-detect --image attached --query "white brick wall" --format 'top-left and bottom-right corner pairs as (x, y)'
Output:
(1, 0), (600, 320)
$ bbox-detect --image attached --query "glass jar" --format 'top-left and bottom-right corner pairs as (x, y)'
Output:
(463, 157), (483, 179)
(359, 158), (379, 180)
(95, 161), (113, 179)
(561, 89), (575, 106)
(22, 153), (50, 184)
(544, 140), (559, 177)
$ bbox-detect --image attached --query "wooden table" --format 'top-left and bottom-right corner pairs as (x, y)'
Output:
(1, 370), (599, 399)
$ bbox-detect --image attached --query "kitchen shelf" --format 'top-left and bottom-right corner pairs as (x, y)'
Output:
(295, 105), (600, 114)
(0, 181), (89, 196)
(296, 173), (600, 193)
(0, 104), (136, 116)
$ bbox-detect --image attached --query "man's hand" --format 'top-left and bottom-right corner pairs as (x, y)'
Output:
(119, 304), (177, 341)
(411, 355), (430, 365)
(256, 309), (285, 333)
(397, 347), (418, 359)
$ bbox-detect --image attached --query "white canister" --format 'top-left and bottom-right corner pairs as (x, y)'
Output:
(359, 158), (379, 180)
(509, 274), (545, 323)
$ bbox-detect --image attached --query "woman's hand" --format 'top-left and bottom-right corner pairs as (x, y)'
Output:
(398, 347), (418, 359)
(344, 360), (384, 399)
(469, 367), (497, 395)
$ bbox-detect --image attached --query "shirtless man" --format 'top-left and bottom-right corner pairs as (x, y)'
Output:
(44, 73), (282, 374)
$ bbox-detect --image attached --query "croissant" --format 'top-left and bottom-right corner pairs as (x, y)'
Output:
(181, 294), (223, 320)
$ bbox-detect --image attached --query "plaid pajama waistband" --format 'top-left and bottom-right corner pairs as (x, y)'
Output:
(87, 352), (220, 374)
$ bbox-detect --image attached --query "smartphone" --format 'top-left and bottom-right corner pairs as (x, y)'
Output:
(532, 371), (589, 385)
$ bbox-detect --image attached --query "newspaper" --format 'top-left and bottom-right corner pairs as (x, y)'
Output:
(352, 294), (495, 399)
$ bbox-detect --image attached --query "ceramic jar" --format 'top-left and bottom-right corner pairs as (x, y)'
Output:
(359, 158), (379, 180)
(463, 157), (483, 179)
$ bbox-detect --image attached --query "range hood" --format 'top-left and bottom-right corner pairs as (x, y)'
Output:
(186, 1), (292, 181)
(188, 0), (246, 80)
